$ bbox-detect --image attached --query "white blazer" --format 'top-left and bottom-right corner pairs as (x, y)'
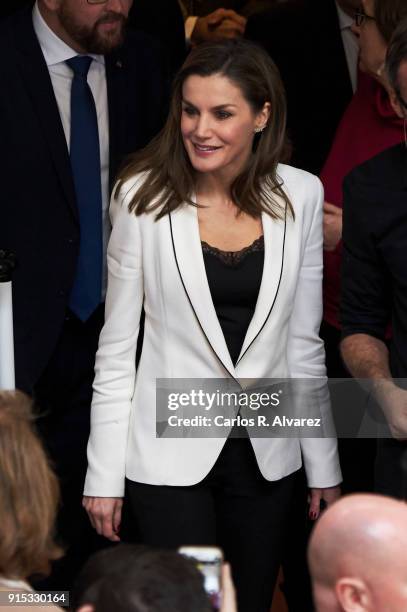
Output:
(84, 164), (341, 497)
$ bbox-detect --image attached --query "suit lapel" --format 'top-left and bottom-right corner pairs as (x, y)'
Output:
(236, 202), (286, 365)
(14, 10), (78, 222)
(169, 204), (237, 379)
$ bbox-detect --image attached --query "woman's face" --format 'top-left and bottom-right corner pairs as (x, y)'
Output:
(353, 0), (387, 79)
(181, 73), (269, 182)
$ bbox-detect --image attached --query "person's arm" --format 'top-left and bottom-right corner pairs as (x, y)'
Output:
(83, 177), (145, 539)
(323, 201), (342, 252)
(188, 9), (246, 45)
(341, 333), (407, 438)
(286, 174), (341, 517)
(340, 171), (407, 438)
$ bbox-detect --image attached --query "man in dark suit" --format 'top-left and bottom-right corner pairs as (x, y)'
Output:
(0, 0), (168, 589)
(246, 0), (358, 175)
(341, 20), (407, 500)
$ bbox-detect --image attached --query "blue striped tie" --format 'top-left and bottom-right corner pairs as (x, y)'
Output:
(66, 55), (103, 321)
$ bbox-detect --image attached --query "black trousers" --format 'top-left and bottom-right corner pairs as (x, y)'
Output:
(122, 438), (301, 612)
(33, 305), (108, 591)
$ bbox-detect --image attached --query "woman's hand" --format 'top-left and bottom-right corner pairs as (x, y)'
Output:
(323, 201), (343, 252)
(308, 486), (341, 521)
(82, 496), (123, 542)
(220, 563), (237, 612)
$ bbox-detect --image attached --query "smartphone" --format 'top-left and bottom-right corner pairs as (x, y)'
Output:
(179, 545), (223, 610)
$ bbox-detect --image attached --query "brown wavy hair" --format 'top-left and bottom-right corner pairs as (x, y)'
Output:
(0, 391), (62, 580)
(374, 0), (407, 42)
(116, 38), (293, 221)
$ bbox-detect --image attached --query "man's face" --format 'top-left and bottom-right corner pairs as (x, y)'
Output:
(55, 0), (133, 54)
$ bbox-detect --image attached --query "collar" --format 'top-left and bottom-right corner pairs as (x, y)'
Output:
(0, 577), (33, 591)
(335, 1), (354, 30)
(32, 1), (104, 67)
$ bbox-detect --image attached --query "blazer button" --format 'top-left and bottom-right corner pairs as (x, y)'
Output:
(58, 289), (66, 297)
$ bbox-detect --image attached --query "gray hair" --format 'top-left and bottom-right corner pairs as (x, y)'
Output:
(386, 17), (407, 92)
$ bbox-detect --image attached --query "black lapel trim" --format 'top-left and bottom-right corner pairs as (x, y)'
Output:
(168, 211), (239, 384)
(236, 204), (287, 366)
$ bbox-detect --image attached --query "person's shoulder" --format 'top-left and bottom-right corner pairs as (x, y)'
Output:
(275, 163), (323, 220)
(117, 28), (165, 66)
(113, 171), (150, 205)
(0, 6), (36, 66)
(277, 162), (321, 193)
(346, 142), (405, 189)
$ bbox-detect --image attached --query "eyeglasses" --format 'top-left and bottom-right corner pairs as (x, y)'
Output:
(354, 9), (376, 27)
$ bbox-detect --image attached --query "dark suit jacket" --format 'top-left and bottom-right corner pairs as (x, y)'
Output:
(0, 0), (31, 20)
(246, 0), (353, 175)
(129, 0), (187, 77)
(341, 143), (407, 379)
(0, 7), (168, 392)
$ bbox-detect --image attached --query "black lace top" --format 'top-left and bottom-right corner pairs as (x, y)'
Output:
(202, 236), (264, 365)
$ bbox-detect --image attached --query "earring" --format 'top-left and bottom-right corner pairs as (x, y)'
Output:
(254, 125), (266, 134)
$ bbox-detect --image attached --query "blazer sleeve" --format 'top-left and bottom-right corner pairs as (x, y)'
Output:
(341, 171), (391, 341)
(84, 181), (144, 497)
(286, 175), (342, 488)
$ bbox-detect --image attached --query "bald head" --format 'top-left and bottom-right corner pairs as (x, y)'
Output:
(308, 494), (407, 612)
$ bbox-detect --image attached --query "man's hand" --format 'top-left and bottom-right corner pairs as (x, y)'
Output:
(83, 496), (123, 542)
(191, 9), (247, 45)
(308, 486), (341, 520)
(375, 380), (407, 440)
(323, 201), (342, 252)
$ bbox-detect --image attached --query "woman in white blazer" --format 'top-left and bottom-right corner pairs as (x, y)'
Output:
(83, 39), (341, 612)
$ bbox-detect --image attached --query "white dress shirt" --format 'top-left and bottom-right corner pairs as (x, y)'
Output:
(335, 1), (359, 93)
(33, 1), (110, 297)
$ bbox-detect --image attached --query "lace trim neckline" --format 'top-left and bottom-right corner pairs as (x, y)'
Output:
(201, 235), (264, 266)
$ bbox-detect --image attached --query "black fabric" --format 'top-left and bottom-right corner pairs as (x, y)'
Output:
(341, 142), (407, 497)
(202, 236), (264, 365)
(123, 439), (300, 612)
(128, 0), (186, 77)
(246, 0), (353, 175)
(341, 143), (407, 377)
(0, 0), (32, 20)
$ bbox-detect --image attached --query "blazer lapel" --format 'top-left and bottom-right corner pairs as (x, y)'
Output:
(169, 204), (236, 379)
(14, 10), (78, 222)
(236, 201), (287, 365)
